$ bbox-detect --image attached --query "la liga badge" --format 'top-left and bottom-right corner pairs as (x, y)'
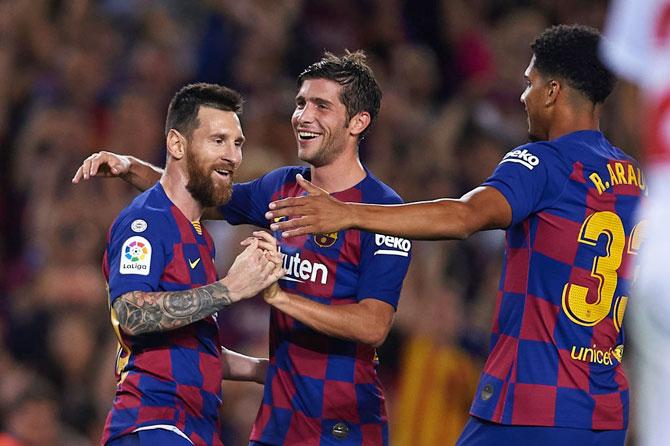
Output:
(120, 236), (152, 275)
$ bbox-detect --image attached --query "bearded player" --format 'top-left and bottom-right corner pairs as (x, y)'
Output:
(101, 83), (283, 446)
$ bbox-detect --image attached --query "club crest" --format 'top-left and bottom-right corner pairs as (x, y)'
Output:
(314, 232), (338, 247)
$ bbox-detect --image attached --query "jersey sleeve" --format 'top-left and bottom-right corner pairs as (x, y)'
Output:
(481, 143), (566, 226)
(219, 168), (294, 228)
(357, 228), (412, 310)
(106, 211), (170, 303)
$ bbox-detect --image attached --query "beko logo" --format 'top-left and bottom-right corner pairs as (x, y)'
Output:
(500, 148), (540, 170)
(374, 234), (411, 257)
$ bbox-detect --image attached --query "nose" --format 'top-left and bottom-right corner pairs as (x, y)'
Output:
(294, 104), (314, 124)
(222, 141), (242, 169)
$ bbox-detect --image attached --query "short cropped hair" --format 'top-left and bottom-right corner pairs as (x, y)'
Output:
(531, 24), (616, 104)
(298, 50), (382, 140)
(165, 83), (243, 138)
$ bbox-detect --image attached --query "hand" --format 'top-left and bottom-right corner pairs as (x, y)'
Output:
(264, 174), (351, 238)
(262, 281), (286, 306)
(71, 151), (131, 183)
(241, 231), (288, 306)
(241, 230), (284, 267)
(240, 230), (281, 255)
(225, 236), (284, 302)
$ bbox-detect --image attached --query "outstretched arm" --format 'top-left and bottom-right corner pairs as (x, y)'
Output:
(71, 151), (163, 192)
(72, 151), (225, 220)
(266, 174), (512, 240)
(113, 236), (284, 336)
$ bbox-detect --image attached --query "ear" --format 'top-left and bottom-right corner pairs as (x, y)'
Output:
(348, 111), (371, 138)
(545, 79), (561, 106)
(166, 129), (186, 160)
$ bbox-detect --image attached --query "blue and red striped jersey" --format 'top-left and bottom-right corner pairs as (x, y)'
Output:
(222, 166), (411, 446)
(474, 130), (644, 429)
(102, 183), (224, 446)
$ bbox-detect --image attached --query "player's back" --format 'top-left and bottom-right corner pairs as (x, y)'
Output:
(475, 130), (644, 429)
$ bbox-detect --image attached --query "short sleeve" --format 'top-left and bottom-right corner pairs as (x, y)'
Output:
(357, 232), (412, 310)
(107, 211), (170, 303)
(221, 178), (269, 227)
(482, 143), (564, 226)
(219, 168), (297, 228)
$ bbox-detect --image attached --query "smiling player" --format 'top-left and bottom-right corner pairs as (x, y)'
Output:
(100, 83), (283, 446)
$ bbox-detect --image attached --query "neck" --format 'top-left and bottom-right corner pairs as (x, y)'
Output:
(309, 149), (366, 193)
(547, 102), (601, 140)
(160, 165), (203, 221)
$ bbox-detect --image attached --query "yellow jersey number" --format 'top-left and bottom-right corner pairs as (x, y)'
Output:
(561, 211), (644, 331)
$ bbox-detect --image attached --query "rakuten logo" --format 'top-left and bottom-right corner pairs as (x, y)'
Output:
(279, 247), (328, 284)
(500, 148), (540, 170)
(374, 234), (411, 257)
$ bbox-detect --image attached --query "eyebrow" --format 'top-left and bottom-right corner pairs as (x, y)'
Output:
(212, 132), (245, 143)
(295, 95), (334, 107)
(315, 98), (333, 106)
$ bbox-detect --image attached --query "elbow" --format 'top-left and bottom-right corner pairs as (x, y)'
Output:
(438, 217), (472, 240)
(354, 302), (394, 347)
(361, 326), (391, 348)
(368, 335), (387, 349)
(121, 326), (140, 337)
(450, 227), (471, 241)
(112, 295), (145, 336)
(116, 320), (138, 337)
(444, 202), (479, 240)
(117, 317), (142, 337)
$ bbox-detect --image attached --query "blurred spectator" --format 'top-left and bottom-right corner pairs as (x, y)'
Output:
(0, 380), (88, 446)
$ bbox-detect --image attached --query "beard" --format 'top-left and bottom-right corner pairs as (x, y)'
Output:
(300, 141), (345, 167)
(185, 149), (233, 207)
(298, 125), (348, 168)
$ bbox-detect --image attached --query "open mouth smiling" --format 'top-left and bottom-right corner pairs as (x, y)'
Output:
(298, 131), (321, 140)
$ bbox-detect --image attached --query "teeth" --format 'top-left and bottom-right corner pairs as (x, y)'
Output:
(214, 169), (230, 175)
(298, 131), (320, 138)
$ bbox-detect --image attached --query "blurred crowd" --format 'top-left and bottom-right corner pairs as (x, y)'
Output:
(0, 0), (641, 445)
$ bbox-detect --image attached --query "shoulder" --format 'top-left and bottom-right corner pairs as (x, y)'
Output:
(611, 145), (640, 165)
(500, 141), (565, 171)
(110, 189), (174, 240)
(236, 166), (307, 193)
(359, 171), (404, 204)
(261, 165), (308, 184)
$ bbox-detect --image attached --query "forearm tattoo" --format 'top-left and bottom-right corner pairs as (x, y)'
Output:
(113, 282), (232, 335)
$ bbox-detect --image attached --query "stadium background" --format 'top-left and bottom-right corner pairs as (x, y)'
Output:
(0, 0), (642, 445)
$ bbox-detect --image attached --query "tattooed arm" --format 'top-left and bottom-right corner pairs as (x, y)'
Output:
(112, 281), (233, 336)
(113, 236), (284, 336)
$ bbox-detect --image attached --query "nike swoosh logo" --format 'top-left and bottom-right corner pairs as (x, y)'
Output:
(188, 258), (201, 269)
